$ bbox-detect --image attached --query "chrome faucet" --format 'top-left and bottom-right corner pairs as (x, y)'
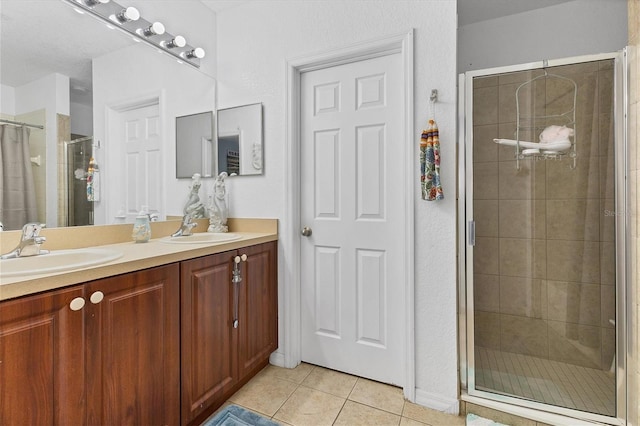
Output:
(0, 223), (50, 259)
(171, 213), (197, 237)
(0, 221), (3, 232)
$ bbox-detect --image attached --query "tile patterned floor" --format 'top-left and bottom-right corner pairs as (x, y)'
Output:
(215, 363), (465, 426)
(474, 347), (615, 417)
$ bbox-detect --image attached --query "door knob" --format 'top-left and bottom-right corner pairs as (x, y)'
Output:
(301, 226), (312, 237)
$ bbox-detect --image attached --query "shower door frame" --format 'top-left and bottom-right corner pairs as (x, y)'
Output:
(458, 51), (628, 426)
(63, 135), (95, 227)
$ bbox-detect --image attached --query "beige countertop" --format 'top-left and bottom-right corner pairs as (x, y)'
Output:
(0, 218), (277, 302)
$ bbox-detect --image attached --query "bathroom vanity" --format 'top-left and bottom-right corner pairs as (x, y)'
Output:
(0, 219), (277, 426)
(181, 242), (277, 425)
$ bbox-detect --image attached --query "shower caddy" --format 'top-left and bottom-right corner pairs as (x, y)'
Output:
(494, 70), (578, 170)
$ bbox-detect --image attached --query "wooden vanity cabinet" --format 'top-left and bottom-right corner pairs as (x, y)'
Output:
(0, 240), (276, 426)
(0, 285), (86, 426)
(181, 241), (278, 426)
(238, 241), (278, 380)
(85, 263), (181, 426)
(0, 263), (180, 426)
(180, 250), (238, 425)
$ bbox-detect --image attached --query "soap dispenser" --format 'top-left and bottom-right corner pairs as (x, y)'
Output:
(132, 205), (151, 243)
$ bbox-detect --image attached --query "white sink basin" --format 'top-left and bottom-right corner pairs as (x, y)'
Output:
(0, 248), (123, 278)
(159, 232), (242, 244)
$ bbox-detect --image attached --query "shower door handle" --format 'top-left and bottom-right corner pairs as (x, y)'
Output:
(468, 221), (475, 246)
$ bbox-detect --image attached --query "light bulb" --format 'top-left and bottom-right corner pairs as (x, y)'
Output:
(186, 47), (205, 59)
(142, 22), (165, 36)
(165, 35), (186, 48)
(115, 6), (140, 23)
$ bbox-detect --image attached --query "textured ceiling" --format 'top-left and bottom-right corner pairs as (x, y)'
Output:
(200, 0), (578, 25)
(200, 0), (247, 13)
(457, 0), (576, 27)
(0, 0), (135, 105)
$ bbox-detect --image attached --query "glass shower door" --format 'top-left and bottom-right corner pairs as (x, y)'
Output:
(462, 53), (626, 424)
(65, 136), (94, 226)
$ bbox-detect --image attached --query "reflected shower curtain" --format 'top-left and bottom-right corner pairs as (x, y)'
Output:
(0, 125), (38, 230)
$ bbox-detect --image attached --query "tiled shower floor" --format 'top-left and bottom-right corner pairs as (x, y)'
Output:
(474, 347), (615, 416)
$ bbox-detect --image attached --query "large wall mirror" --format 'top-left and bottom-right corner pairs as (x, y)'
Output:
(0, 0), (215, 230)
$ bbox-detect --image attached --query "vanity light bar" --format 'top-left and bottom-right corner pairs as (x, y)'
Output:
(62, 0), (204, 68)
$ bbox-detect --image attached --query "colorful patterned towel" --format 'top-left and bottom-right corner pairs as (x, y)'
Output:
(420, 119), (444, 201)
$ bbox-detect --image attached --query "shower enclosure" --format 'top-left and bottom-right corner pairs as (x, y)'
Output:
(459, 52), (627, 425)
(64, 136), (94, 226)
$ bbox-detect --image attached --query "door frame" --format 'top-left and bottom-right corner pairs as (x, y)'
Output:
(282, 30), (415, 400)
(457, 51), (628, 425)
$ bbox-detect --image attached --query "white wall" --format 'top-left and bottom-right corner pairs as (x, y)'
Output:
(0, 85), (16, 115)
(70, 102), (93, 137)
(216, 0), (459, 412)
(458, 0), (628, 72)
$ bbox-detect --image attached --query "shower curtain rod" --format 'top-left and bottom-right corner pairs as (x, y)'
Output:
(0, 118), (44, 130)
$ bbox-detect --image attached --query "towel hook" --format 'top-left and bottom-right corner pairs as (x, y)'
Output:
(429, 89), (438, 119)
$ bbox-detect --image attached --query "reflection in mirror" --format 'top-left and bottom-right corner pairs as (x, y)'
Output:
(0, 0), (216, 228)
(64, 136), (95, 227)
(0, 0), (125, 230)
(176, 112), (215, 178)
(217, 103), (263, 176)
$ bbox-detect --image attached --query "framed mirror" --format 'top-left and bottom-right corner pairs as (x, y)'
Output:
(175, 112), (215, 178)
(217, 103), (263, 176)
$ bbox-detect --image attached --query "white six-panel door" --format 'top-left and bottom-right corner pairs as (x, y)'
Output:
(116, 103), (161, 222)
(300, 53), (404, 386)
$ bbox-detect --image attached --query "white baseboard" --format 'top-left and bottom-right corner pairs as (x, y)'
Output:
(269, 351), (285, 367)
(414, 388), (460, 415)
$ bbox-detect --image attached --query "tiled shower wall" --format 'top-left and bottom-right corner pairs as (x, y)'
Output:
(472, 61), (616, 371)
(56, 114), (70, 227)
(628, 1), (639, 424)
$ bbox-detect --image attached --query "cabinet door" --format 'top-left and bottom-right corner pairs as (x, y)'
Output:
(238, 241), (278, 380)
(181, 251), (237, 426)
(0, 286), (86, 426)
(85, 264), (180, 426)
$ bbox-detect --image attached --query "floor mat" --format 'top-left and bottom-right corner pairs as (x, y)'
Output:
(202, 405), (280, 426)
(466, 413), (508, 426)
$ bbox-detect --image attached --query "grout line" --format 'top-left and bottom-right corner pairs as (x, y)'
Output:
(476, 347), (614, 415)
(347, 376), (360, 401)
(330, 396), (349, 426)
(270, 365), (312, 422)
